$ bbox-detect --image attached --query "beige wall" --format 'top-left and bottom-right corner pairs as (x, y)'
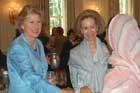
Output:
(0, 0), (21, 54)
(133, 0), (140, 25)
(0, 0), (111, 53)
(74, 0), (140, 26)
(74, 0), (84, 18)
(74, 0), (110, 25)
(1, 0), (139, 53)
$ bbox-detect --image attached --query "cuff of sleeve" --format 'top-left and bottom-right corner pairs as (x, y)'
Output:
(34, 79), (61, 93)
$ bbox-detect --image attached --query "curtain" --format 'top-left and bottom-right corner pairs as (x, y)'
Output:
(37, 0), (49, 35)
(66, 0), (75, 30)
(132, 0), (140, 25)
(109, 0), (119, 18)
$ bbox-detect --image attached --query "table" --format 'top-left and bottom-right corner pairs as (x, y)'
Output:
(0, 88), (8, 93)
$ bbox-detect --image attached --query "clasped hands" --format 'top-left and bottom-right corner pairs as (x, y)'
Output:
(80, 86), (93, 93)
(60, 86), (93, 93)
(47, 76), (93, 93)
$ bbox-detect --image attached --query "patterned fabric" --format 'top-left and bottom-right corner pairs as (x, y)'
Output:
(7, 34), (60, 93)
(102, 14), (140, 93)
(69, 38), (109, 92)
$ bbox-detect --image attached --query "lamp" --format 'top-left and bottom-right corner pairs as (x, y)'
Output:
(84, 0), (101, 13)
(8, 2), (21, 25)
(91, 5), (100, 13)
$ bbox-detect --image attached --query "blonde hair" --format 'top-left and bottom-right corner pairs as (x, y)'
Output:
(74, 9), (105, 36)
(16, 5), (44, 33)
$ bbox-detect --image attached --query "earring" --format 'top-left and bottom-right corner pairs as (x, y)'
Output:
(21, 26), (24, 30)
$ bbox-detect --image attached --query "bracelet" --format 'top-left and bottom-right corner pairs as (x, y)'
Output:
(75, 90), (80, 93)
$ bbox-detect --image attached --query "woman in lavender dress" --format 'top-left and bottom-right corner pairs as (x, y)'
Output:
(69, 9), (110, 93)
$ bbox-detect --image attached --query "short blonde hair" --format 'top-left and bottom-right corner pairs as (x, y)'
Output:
(16, 5), (44, 33)
(74, 9), (105, 36)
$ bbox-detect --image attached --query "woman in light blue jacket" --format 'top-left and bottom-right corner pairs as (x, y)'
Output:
(69, 9), (110, 93)
(7, 5), (74, 93)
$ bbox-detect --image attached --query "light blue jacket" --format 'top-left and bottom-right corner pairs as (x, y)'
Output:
(7, 34), (60, 93)
(69, 38), (110, 92)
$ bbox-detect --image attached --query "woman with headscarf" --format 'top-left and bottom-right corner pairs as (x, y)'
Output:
(102, 14), (140, 93)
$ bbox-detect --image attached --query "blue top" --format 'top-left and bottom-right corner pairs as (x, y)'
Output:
(69, 38), (110, 92)
(7, 34), (60, 93)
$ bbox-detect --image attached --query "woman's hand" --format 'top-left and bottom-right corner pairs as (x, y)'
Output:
(80, 86), (93, 93)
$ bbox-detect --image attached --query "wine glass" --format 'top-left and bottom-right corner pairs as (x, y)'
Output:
(55, 68), (68, 88)
(47, 71), (57, 85)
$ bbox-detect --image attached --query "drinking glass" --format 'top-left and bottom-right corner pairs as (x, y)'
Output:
(50, 52), (60, 70)
(47, 71), (57, 85)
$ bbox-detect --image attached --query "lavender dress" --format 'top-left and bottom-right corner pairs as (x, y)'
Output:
(69, 38), (109, 92)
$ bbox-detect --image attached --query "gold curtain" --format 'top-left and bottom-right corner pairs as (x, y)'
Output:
(66, 0), (75, 30)
(132, 0), (140, 25)
(109, 0), (119, 18)
(38, 0), (49, 34)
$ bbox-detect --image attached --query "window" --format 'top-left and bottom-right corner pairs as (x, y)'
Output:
(119, 0), (133, 15)
(119, 0), (126, 13)
(49, 0), (66, 35)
